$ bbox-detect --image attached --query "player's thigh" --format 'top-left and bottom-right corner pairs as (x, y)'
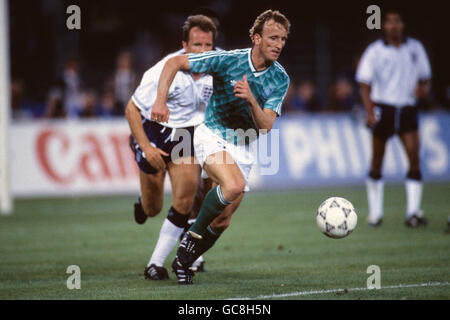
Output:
(167, 157), (200, 213)
(203, 151), (245, 199)
(399, 130), (420, 168)
(139, 170), (165, 217)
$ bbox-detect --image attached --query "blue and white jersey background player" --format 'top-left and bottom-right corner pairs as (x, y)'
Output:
(125, 15), (217, 281)
(152, 10), (291, 285)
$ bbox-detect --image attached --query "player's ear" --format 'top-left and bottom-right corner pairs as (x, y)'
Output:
(253, 33), (261, 46)
(182, 41), (188, 51)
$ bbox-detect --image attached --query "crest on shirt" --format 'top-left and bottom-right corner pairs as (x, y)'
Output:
(202, 85), (213, 101)
(410, 51), (417, 64)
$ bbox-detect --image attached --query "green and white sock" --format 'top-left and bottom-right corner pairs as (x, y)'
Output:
(189, 186), (231, 236)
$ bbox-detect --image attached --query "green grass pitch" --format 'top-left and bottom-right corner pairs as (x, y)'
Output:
(1, 183), (449, 300)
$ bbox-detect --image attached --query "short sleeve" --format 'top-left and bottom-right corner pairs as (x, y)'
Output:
(132, 58), (179, 112)
(356, 45), (376, 85)
(132, 71), (158, 112)
(188, 51), (227, 74)
(263, 76), (290, 116)
(416, 42), (432, 80)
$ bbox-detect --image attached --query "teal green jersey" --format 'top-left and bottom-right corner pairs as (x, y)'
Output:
(188, 48), (290, 144)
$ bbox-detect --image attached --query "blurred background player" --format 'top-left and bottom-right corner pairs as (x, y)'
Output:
(152, 9), (291, 284)
(356, 8), (432, 228)
(125, 15), (216, 280)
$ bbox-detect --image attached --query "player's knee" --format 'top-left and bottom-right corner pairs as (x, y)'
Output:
(407, 169), (422, 181)
(369, 170), (382, 180)
(223, 179), (245, 200)
(408, 156), (420, 171)
(141, 201), (162, 217)
(173, 196), (194, 215)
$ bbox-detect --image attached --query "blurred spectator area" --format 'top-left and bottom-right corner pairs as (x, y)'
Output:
(8, 0), (450, 120)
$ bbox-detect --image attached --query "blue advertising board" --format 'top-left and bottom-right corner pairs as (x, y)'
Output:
(250, 112), (450, 189)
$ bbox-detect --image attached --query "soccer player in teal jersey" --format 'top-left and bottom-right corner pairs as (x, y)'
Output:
(152, 10), (291, 284)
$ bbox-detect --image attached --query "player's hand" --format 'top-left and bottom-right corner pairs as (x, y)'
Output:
(366, 108), (377, 129)
(234, 75), (255, 104)
(151, 99), (170, 123)
(143, 145), (169, 172)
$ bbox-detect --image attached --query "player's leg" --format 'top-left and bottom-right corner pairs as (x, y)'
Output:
(399, 129), (426, 226)
(366, 105), (395, 227)
(137, 170), (173, 280)
(138, 170), (165, 218)
(366, 135), (387, 226)
(147, 158), (200, 271)
(186, 177), (213, 272)
(190, 177), (213, 219)
(188, 151), (245, 237)
(129, 128), (167, 224)
(138, 170), (173, 280)
(173, 152), (246, 284)
(189, 191), (244, 268)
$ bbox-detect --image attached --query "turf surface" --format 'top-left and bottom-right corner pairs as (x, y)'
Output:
(1, 183), (449, 300)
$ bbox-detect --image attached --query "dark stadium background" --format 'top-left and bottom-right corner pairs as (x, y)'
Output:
(9, 0), (450, 116)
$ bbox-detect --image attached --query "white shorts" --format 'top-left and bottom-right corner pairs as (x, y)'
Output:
(194, 124), (255, 192)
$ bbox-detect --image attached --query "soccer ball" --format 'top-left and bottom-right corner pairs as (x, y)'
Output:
(316, 197), (357, 239)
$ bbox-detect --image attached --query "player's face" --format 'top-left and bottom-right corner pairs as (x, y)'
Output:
(255, 20), (288, 63)
(383, 13), (404, 40)
(182, 27), (214, 54)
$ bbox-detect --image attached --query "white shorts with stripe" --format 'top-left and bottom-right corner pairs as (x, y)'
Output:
(194, 124), (254, 192)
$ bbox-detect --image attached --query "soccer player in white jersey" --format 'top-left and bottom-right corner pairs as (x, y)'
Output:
(152, 10), (291, 284)
(125, 15), (217, 280)
(356, 8), (432, 228)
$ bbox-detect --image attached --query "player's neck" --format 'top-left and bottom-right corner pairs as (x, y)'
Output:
(251, 47), (272, 71)
(385, 35), (404, 48)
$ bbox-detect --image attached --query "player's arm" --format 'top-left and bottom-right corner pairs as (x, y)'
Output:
(356, 45), (376, 128)
(125, 99), (168, 171)
(415, 79), (431, 99)
(151, 55), (190, 123)
(234, 75), (277, 132)
(359, 82), (376, 128)
(415, 41), (432, 100)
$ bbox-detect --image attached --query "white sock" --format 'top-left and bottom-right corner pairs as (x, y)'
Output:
(405, 179), (423, 218)
(192, 255), (204, 268)
(148, 219), (185, 267)
(366, 178), (384, 223)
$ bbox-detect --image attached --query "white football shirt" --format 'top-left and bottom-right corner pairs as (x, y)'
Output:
(356, 37), (431, 108)
(132, 50), (213, 128)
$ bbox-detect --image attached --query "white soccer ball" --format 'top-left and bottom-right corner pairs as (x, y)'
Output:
(316, 197), (357, 239)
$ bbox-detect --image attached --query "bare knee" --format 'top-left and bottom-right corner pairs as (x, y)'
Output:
(173, 196), (194, 215)
(141, 199), (163, 217)
(222, 179), (245, 201)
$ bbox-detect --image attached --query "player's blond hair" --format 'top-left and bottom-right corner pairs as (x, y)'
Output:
(249, 10), (290, 43)
(182, 15), (217, 43)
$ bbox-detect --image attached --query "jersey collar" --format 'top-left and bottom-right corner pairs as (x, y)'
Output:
(248, 48), (271, 78)
(382, 35), (408, 47)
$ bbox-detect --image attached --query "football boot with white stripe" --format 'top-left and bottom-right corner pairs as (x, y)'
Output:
(171, 257), (194, 285)
(144, 264), (169, 280)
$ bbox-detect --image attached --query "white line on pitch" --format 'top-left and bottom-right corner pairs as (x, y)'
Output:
(225, 281), (450, 300)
